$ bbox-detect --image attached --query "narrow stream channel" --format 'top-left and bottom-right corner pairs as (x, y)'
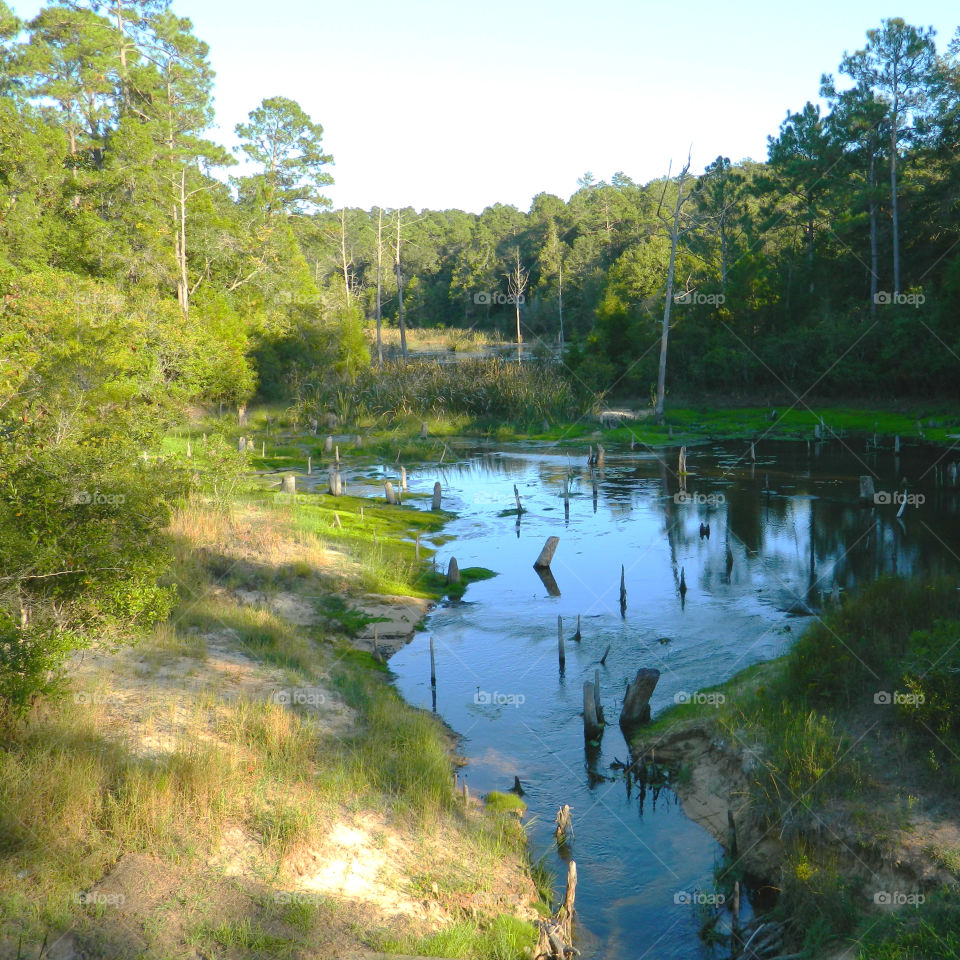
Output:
(381, 438), (959, 959)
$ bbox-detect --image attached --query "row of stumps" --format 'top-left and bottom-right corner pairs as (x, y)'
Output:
(535, 806), (577, 959)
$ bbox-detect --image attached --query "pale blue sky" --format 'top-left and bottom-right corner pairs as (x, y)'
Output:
(10, 1), (960, 212)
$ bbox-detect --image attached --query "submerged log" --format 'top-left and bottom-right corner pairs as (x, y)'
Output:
(620, 668), (661, 732)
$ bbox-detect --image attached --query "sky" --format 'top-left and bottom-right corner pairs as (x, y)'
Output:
(10, 1), (960, 212)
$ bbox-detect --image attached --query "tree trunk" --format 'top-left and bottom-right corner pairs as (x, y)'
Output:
(395, 212), (407, 362)
(558, 258), (564, 346)
(869, 149), (879, 319)
(376, 208), (384, 366)
(890, 102), (901, 295)
(655, 162), (690, 422)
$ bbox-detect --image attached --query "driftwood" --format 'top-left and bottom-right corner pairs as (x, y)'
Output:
(535, 860), (579, 959)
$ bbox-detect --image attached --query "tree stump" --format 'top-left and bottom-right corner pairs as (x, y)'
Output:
(534, 536), (560, 569)
(324, 435), (333, 453)
(384, 481), (397, 505)
(281, 474), (296, 496)
(620, 668), (660, 732)
(446, 557), (460, 584)
(859, 475), (876, 502)
(432, 482), (442, 511)
(583, 682), (602, 741)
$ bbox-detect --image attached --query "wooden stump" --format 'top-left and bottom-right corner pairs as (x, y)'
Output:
(237, 436), (246, 453)
(446, 557), (460, 584)
(620, 668), (661, 732)
(324, 435), (333, 453)
(432, 482), (442, 511)
(584, 682), (602, 741)
(859, 475), (876, 502)
(420, 422), (428, 439)
(400, 466), (407, 491)
(281, 474), (296, 496)
(385, 481), (397, 505)
(534, 536), (560, 569)
(554, 804), (573, 844)
(557, 615), (565, 670)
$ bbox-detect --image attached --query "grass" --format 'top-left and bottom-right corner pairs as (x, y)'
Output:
(0, 460), (532, 957)
(632, 576), (960, 958)
(371, 914), (536, 959)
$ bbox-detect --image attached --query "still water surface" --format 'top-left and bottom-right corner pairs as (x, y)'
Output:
(382, 438), (959, 959)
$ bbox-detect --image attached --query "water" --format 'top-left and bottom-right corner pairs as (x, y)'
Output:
(382, 438), (960, 959)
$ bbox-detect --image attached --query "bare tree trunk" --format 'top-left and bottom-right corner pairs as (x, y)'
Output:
(890, 118), (900, 296)
(376, 207), (384, 366)
(558, 258), (564, 346)
(394, 212), (407, 362)
(339, 209), (352, 308)
(655, 158), (691, 422)
(177, 169), (189, 317)
(869, 150), (879, 319)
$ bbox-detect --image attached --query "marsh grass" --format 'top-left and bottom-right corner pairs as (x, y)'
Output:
(0, 489), (531, 958)
(642, 576), (960, 957)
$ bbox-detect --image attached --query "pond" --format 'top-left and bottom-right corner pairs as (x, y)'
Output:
(384, 437), (960, 959)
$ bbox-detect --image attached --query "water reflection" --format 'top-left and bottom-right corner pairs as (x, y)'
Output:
(389, 438), (960, 960)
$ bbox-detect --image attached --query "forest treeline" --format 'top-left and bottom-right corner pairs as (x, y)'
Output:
(1, 2), (959, 709)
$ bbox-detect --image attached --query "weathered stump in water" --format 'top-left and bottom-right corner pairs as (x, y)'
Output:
(324, 435), (333, 453)
(596, 444), (605, 468)
(432, 482), (442, 511)
(678, 445), (687, 475)
(557, 615), (565, 670)
(620, 668), (661, 732)
(859, 475), (876, 502)
(594, 669), (604, 723)
(554, 804), (573, 845)
(534, 536), (560, 569)
(237, 435), (247, 453)
(583, 682), (601, 741)
(281, 474), (296, 496)
(400, 466), (407, 491)
(619, 565), (627, 614)
(679, 566), (687, 596)
(245, 438), (255, 452)
(446, 557), (460, 584)
(514, 484), (524, 515)
(384, 481), (397, 505)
